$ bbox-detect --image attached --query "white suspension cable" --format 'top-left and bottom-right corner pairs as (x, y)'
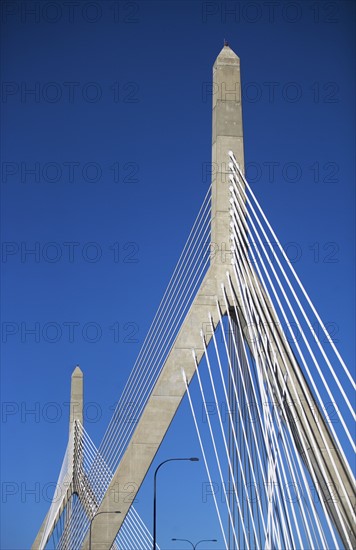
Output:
(225, 253), (344, 546)
(228, 208), (347, 547)
(225, 273), (328, 549)
(229, 173), (355, 539)
(100, 187), (212, 461)
(193, 342), (241, 547)
(230, 151), (354, 389)
(182, 366), (229, 550)
(101, 227), (211, 471)
(229, 166), (356, 437)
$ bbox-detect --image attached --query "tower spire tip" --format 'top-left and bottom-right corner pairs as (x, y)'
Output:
(72, 365), (83, 376)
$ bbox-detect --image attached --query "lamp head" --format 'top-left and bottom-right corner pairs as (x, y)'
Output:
(190, 457), (199, 461)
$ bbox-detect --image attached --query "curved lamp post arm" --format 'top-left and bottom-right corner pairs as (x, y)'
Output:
(172, 537), (217, 549)
(154, 458), (198, 483)
(153, 458), (199, 550)
(195, 540), (217, 549)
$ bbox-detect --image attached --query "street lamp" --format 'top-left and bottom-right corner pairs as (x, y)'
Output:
(153, 457), (199, 550)
(172, 538), (217, 549)
(89, 510), (120, 550)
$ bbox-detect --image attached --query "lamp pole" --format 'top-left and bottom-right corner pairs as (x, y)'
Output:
(89, 510), (120, 550)
(153, 457), (199, 550)
(172, 538), (217, 549)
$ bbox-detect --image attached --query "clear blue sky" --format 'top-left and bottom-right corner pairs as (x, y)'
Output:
(1, 1), (355, 549)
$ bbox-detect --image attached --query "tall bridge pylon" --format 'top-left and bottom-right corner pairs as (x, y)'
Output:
(32, 367), (87, 548)
(32, 45), (355, 550)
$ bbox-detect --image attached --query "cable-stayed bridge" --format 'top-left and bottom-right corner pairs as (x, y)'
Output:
(32, 45), (355, 550)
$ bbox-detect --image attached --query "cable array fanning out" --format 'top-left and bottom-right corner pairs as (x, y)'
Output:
(41, 421), (160, 550)
(183, 152), (355, 550)
(40, 185), (212, 549)
(40, 151), (355, 549)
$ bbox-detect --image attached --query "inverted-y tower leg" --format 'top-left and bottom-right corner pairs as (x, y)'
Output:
(80, 44), (246, 550)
